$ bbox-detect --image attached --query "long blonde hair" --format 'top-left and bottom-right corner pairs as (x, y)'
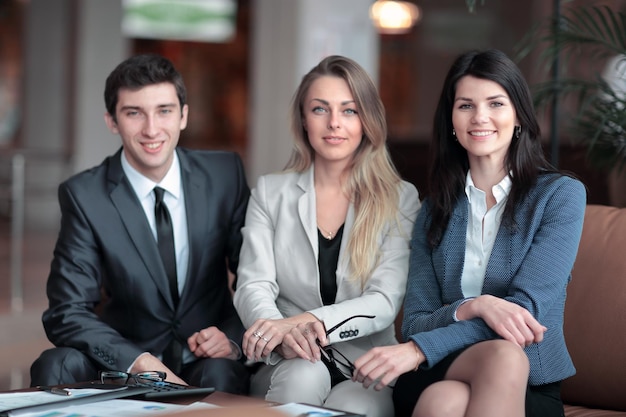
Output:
(285, 55), (402, 286)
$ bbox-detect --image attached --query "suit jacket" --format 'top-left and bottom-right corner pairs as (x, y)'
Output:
(42, 147), (250, 371)
(234, 166), (420, 364)
(403, 173), (586, 385)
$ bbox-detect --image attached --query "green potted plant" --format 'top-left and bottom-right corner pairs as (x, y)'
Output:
(517, 4), (626, 206)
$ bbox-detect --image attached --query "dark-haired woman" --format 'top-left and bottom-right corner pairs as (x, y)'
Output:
(353, 49), (586, 417)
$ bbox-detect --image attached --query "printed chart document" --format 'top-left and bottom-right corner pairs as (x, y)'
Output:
(0, 387), (153, 416)
(7, 399), (219, 417)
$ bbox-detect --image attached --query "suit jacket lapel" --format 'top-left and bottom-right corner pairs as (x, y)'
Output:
(297, 167), (318, 258)
(107, 149), (175, 309)
(177, 149), (203, 307)
(444, 197), (469, 300)
(297, 165), (354, 292)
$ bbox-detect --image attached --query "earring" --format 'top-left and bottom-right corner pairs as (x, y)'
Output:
(452, 128), (456, 136)
(515, 125), (521, 139)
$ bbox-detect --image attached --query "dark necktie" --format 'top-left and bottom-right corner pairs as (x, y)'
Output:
(154, 187), (182, 374)
(154, 186), (179, 306)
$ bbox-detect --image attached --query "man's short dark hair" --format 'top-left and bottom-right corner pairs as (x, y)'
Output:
(104, 54), (187, 120)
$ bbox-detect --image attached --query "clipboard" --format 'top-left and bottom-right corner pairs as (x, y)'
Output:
(0, 385), (152, 416)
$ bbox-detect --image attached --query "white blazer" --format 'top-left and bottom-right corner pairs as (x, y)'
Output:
(234, 165), (420, 364)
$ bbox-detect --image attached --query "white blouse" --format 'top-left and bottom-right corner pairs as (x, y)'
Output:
(460, 171), (512, 298)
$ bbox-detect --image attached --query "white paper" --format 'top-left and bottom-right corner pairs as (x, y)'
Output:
(0, 388), (122, 412)
(9, 398), (188, 417)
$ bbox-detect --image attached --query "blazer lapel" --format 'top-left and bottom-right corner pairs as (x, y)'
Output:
(107, 149), (175, 309)
(177, 149), (203, 307)
(297, 167), (318, 257)
(443, 198), (469, 300)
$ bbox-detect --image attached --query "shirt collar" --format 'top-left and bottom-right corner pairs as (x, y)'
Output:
(464, 170), (512, 204)
(120, 150), (182, 200)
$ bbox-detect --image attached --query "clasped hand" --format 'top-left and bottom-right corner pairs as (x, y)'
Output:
(243, 317), (327, 362)
(459, 295), (547, 347)
(353, 342), (423, 391)
(188, 326), (238, 359)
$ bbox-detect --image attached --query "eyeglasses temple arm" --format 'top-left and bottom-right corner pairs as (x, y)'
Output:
(325, 315), (376, 336)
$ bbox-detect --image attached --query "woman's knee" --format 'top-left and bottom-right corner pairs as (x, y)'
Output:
(262, 359), (331, 404)
(478, 340), (529, 378)
(414, 381), (469, 417)
(326, 381), (393, 417)
(450, 340), (529, 382)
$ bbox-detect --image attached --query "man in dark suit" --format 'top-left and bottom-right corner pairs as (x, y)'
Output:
(30, 54), (250, 394)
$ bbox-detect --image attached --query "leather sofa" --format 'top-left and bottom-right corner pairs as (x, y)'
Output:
(561, 204), (626, 416)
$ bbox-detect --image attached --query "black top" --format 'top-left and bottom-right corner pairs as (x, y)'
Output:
(317, 224), (345, 305)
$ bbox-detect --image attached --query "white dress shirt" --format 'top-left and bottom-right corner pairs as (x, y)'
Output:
(121, 150), (189, 295)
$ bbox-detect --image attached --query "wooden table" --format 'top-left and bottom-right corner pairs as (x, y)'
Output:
(170, 392), (284, 416)
(189, 390), (272, 408)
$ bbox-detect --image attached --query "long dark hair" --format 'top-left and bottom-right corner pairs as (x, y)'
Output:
(427, 49), (556, 247)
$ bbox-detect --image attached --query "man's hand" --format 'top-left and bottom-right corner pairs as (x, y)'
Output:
(131, 352), (188, 385)
(188, 326), (238, 360)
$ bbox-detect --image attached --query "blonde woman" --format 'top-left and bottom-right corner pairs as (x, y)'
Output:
(234, 55), (420, 417)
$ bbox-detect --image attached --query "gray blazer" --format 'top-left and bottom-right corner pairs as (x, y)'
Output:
(234, 166), (420, 364)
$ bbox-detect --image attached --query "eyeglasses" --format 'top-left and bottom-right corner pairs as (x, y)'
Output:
(317, 315), (375, 382)
(99, 370), (166, 385)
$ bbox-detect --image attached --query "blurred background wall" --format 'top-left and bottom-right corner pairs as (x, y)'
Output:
(1, 0), (619, 232)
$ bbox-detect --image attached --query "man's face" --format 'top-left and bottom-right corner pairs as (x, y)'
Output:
(105, 82), (188, 182)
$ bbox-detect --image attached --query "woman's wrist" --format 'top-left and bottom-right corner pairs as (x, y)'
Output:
(410, 341), (422, 371)
(454, 296), (477, 321)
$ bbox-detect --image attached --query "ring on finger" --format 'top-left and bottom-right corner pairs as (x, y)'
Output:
(303, 328), (310, 335)
(253, 331), (263, 338)
(262, 336), (270, 343)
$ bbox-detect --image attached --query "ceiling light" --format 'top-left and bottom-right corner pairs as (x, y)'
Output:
(369, 0), (421, 35)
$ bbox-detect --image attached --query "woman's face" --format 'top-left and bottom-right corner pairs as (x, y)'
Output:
(302, 75), (363, 168)
(452, 75), (518, 168)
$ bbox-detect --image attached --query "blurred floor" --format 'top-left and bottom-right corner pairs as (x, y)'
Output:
(0, 223), (55, 391)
